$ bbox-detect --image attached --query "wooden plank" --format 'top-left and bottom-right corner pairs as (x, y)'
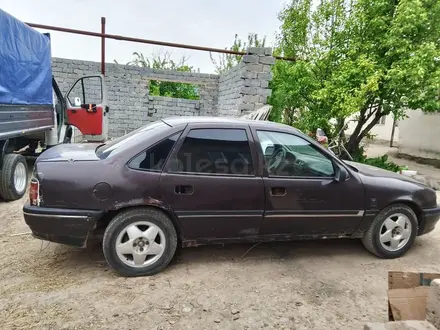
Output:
(388, 271), (440, 290)
(387, 287), (430, 321)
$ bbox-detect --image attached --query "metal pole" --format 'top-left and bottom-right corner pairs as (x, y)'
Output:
(101, 17), (106, 75)
(25, 22), (296, 62)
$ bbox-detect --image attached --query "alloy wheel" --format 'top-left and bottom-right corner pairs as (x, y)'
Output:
(379, 213), (412, 252)
(115, 221), (166, 267)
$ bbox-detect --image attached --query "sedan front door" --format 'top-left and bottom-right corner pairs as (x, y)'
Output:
(253, 129), (365, 237)
(160, 124), (265, 240)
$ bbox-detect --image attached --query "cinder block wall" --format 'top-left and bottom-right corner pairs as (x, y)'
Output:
(218, 47), (274, 117)
(52, 47), (274, 138)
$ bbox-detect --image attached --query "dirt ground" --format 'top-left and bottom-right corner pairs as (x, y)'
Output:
(1, 192), (440, 330)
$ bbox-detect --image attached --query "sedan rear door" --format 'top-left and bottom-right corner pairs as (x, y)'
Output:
(160, 123), (264, 240)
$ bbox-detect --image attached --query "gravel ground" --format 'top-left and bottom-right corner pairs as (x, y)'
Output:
(1, 193), (440, 330)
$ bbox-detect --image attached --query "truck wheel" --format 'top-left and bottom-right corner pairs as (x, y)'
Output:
(0, 154), (28, 201)
(103, 208), (177, 277)
(362, 204), (418, 259)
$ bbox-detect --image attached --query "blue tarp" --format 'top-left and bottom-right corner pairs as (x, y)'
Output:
(0, 9), (52, 105)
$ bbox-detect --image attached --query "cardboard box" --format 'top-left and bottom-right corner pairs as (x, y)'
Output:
(387, 271), (440, 321)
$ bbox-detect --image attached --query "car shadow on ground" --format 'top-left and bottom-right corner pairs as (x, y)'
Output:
(173, 238), (366, 263)
(35, 238), (347, 268)
(35, 235), (436, 278)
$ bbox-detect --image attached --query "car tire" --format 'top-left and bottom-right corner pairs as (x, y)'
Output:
(0, 154), (28, 201)
(103, 208), (177, 277)
(362, 204), (418, 259)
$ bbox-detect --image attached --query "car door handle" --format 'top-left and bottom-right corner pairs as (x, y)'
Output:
(270, 187), (286, 196)
(175, 185), (194, 195)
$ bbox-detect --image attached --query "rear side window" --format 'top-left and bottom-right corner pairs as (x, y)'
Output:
(96, 121), (171, 159)
(170, 128), (254, 175)
(129, 132), (181, 171)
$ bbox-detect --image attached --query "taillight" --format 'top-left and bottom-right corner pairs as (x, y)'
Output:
(29, 179), (40, 206)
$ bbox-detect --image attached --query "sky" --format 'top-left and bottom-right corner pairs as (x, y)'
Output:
(2, 0), (287, 73)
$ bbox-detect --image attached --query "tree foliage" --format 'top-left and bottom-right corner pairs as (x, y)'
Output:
(270, 0), (440, 155)
(127, 51), (199, 100)
(210, 33), (267, 73)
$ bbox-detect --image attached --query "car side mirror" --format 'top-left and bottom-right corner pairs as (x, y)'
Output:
(334, 163), (349, 182)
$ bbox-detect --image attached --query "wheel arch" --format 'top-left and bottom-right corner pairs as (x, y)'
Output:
(389, 199), (423, 225)
(353, 198), (423, 238)
(97, 204), (184, 243)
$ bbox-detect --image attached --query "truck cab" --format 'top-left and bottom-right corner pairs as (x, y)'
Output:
(0, 73), (109, 202)
(0, 8), (109, 201)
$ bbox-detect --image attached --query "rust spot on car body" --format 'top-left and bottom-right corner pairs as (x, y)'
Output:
(239, 228), (259, 236)
(182, 240), (203, 248)
(111, 197), (170, 212)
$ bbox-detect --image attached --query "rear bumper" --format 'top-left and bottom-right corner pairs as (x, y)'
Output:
(418, 206), (440, 236)
(23, 204), (103, 248)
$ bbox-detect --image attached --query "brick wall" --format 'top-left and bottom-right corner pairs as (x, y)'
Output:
(52, 47), (274, 138)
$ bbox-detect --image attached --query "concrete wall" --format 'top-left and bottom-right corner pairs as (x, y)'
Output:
(52, 47), (274, 138)
(346, 113), (398, 143)
(398, 110), (440, 159)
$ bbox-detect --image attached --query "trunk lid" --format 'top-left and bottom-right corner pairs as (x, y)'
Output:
(36, 143), (101, 162)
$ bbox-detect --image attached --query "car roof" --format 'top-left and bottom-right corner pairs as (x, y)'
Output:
(162, 116), (301, 133)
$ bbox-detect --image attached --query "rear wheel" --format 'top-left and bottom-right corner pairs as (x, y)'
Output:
(103, 208), (177, 277)
(362, 204), (418, 258)
(0, 154), (28, 201)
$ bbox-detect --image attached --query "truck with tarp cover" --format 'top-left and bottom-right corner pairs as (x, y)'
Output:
(0, 9), (108, 201)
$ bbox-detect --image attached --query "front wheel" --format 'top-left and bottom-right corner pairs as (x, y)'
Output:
(0, 154), (28, 201)
(103, 208), (177, 277)
(362, 204), (418, 258)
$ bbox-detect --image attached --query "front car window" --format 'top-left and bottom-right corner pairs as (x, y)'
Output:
(257, 130), (335, 177)
(170, 128), (254, 175)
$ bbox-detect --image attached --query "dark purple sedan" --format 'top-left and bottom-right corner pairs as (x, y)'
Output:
(23, 117), (440, 276)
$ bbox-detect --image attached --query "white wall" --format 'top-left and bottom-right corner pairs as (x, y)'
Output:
(345, 113), (398, 143)
(398, 110), (440, 159)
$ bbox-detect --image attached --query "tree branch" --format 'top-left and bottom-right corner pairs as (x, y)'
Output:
(346, 97), (381, 154)
(355, 101), (384, 145)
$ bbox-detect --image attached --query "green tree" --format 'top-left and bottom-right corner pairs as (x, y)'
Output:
(127, 51), (200, 100)
(210, 33), (267, 73)
(270, 0), (440, 156)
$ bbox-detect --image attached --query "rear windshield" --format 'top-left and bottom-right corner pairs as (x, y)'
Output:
(96, 120), (171, 159)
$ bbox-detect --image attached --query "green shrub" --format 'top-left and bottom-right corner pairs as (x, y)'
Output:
(361, 155), (402, 172)
(352, 146), (402, 172)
